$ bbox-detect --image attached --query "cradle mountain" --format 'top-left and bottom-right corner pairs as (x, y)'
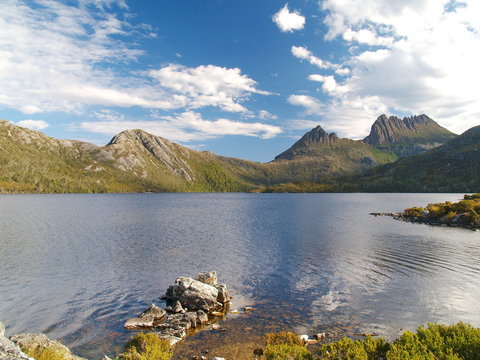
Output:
(0, 114), (477, 193)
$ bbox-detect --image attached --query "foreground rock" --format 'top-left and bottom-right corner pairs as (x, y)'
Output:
(124, 271), (231, 347)
(124, 303), (166, 329)
(0, 321), (35, 360)
(10, 333), (87, 360)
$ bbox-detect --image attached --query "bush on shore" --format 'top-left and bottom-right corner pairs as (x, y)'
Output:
(118, 333), (172, 360)
(259, 323), (480, 360)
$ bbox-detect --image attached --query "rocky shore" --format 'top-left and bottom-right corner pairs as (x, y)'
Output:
(0, 321), (86, 360)
(1, 271), (232, 360)
(124, 271), (231, 346)
(370, 211), (480, 230)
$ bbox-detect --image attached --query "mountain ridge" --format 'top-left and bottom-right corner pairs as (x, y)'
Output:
(363, 114), (456, 157)
(0, 115), (474, 193)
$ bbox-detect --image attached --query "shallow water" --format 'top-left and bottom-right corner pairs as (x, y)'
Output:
(0, 193), (479, 359)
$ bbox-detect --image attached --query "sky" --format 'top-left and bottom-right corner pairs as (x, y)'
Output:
(1, 0), (479, 162)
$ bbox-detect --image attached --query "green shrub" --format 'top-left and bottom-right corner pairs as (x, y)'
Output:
(264, 344), (313, 360)
(318, 337), (369, 360)
(22, 345), (70, 360)
(119, 333), (172, 360)
(404, 207), (424, 218)
(265, 331), (305, 346)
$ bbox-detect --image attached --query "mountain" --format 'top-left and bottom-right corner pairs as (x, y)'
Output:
(357, 125), (480, 192)
(0, 115), (473, 193)
(363, 114), (456, 157)
(0, 120), (260, 193)
(273, 125), (397, 176)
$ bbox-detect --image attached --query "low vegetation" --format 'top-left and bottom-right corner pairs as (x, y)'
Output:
(263, 332), (313, 360)
(258, 323), (480, 360)
(402, 194), (480, 228)
(22, 344), (72, 360)
(118, 333), (172, 360)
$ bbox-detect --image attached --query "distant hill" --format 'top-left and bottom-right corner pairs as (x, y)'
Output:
(363, 114), (456, 157)
(356, 125), (480, 192)
(273, 125), (397, 176)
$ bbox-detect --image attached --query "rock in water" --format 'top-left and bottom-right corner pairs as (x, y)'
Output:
(124, 316), (155, 329)
(165, 277), (220, 312)
(215, 283), (229, 304)
(196, 271), (218, 285)
(10, 333), (86, 360)
(0, 321), (4, 337)
(124, 303), (166, 329)
(139, 304), (166, 320)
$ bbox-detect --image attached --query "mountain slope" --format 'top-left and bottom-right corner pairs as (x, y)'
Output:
(357, 125), (480, 192)
(273, 125), (397, 177)
(0, 121), (257, 192)
(363, 114), (456, 157)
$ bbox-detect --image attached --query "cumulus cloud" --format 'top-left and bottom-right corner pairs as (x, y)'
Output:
(290, 0), (480, 136)
(272, 4), (305, 32)
(0, 0), (271, 138)
(291, 46), (335, 69)
(287, 95), (324, 114)
(80, 111), (282, 142)
(15, 120), (49, 130)
(148, 64), (270, 113)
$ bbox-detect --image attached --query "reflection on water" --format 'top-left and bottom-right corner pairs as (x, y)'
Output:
(0, 193), (479, 359)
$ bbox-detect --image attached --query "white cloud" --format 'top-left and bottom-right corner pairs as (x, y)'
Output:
(343, 28), (393, 46)
(15, 119), (49, 130)
(308, 74), (351, 95)
(272, 4), (306, 32)
(20, 105), (42, 114)
(148, 64), (270, 113)
(258, 110), (278, 120)
(287, 95), (324, 114)
(0, 1), (269, 119)
(291, 46), (334, 69)
(290, 0), (480, 136)
(80, 111), (282, 142)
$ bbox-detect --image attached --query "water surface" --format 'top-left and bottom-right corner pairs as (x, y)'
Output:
(0, 193), (479, 359)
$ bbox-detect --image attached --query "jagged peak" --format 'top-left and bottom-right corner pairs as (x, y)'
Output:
(274, 124), (339, 160)
(297, 125), (339, 147)
(364, 114), (455, 145)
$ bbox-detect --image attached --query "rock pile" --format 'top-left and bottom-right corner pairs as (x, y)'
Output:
(124, 271), (230, 346)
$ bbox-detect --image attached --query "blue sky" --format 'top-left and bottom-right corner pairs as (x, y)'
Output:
(1, 0), (479, 162)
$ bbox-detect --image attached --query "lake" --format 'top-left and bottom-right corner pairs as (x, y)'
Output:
(0, 193), (479, 359)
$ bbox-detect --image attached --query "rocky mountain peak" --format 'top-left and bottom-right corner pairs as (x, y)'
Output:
(363, 114), (455, 146)
(274, 125), (339, 161)
(299, 125), (339, 147)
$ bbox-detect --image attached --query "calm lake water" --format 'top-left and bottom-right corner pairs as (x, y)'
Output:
(0, 193), (479, 359)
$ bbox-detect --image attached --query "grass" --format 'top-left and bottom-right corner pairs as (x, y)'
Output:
(119, 333), (172, 360)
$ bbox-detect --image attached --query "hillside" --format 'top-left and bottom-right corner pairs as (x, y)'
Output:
(356, 125), (480, 192)
(0, 120), (258, 193)
(0, 115), (473, 193)
(272, 125), (397, 178)
(363, 114), (456, 157)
